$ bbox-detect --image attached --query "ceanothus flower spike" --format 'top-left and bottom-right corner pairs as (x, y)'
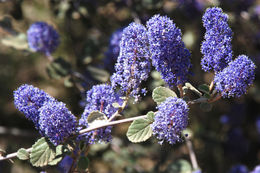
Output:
(201, 7), (233, 72)
(79, 84), (122, 144)
(104, 28), (124, 72)
(13, 84), (55, 129)
(214, 55), (256, 98)
(27, 22), (60, 56)
(146, 14), (192, 87)
(111, 22), (151, 101)
(39, 100), (78, 146)
(151, 97), (189, 145)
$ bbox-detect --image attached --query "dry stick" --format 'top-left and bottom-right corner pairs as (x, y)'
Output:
(0, 115), (147, 162)
(186, 138), (199, 170)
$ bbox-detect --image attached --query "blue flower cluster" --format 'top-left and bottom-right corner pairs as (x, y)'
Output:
(201, 7), (233, 72)
(214, 55), (256, 98)
(27, 22), (60, 56)
(14, 84), (77, 145)
(39, 100), (77, 145)
(104, 28), (124, 72)
(229, 164), (248, 173)
(79, 84), (122, 144)
(146, 14), (192, 87)
(13, 84), (54, 129)
(251, 165), (260, 173)
(111, 23), (151, 101)
(151, 97), (189, 145)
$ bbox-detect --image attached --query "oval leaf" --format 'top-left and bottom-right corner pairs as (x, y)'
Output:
(30, 137), (56, 167)
(48, 145), (68, 166)
(17, 148), (30, 160)
(152, 86), (177, 105)
(1, 33), (29, 50)
(87, 111), (108, 127)
(48, 156), (63, 166)
(147, 111), (155, 122)
(126, 115), (153, 143)
(198, 84), (210, 94)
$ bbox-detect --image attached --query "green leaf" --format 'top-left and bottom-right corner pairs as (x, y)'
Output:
(167, 159), (192, 173)
(86, 66), (110, 82)
(198, 84), (210, 94)
(126, 114), (153, 143)
(200, 102), (213, 112)
(30, 137), (56, 167)
(64, 77), (74, 87)
(77, 156), (89, 171)
(17, 148), (30, 160)
(48, 156), (63, 166)
(87, 111), (108, 127)
(48, 145), (69, 166)
(146, 111), (155, 122)
(152, 86), (177, 105)
(184, 83), (202, 96)
(1, 33), (29, 50)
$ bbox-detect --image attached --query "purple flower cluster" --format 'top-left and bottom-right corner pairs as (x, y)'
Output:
(214, 55), (256, 98)
(111, 23), (151, 101)
(39, 100), (78, 145)
(27, 22), (60, 56)
(146, 14), (192, 87)
(104, 28), (124, 72)
(79, 84), (122, 144)
(251, 165), (260, 173)
(201, 7), (233, 72)
(14, 84), (77, 145)
(151, 97), (189, 145)
(229, 164), (248, 173)
(13, 84), (54, 129)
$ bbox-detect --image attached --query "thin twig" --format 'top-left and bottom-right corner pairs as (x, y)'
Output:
(186, 138), (199, 170)
(0, 115), (147, 162)
(178, 84), (184, 98)
(79, 115), (146, 135)
(188, 97), (208, 105)
(0, 148), (32, 161)
(108, 98), (128, 122)
(208, 94), (222, 103)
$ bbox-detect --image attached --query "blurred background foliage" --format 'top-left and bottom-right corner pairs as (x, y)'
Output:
(0, 0), (260, 172)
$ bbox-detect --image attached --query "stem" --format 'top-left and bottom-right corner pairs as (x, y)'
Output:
(79, 115), (146, 135)
(68, 149), (80, 173)
(208, 94), (222, 103)
(108, 98), (128, 122)
(188, 97), (208, 105)
(0, 148), (32, 161)
(186, 138), (199, 170)
(178, 84), (184, 98)
(0, 115), (147, 162)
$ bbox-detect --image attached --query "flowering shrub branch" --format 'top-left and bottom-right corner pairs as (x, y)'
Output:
(0, 6), (256, 173)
